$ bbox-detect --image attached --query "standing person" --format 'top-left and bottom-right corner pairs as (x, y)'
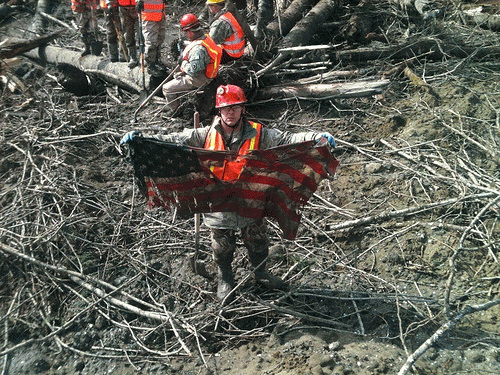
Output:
(161, 14), (222, 114)
(206, 0), (246, 63)
(117, 0), (139, 68)
(100, 0), (120, 62)
(71, 0), (100, 56)
(121, 84), (336, 302)
(135, 0), (166, 75)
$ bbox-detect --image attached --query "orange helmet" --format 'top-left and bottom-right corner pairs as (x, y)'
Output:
(215, 85), (247, 108)
(180, 13), (200, 31)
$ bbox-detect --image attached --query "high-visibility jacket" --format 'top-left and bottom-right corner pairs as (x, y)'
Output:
(219, 11), (245, 58)
(72, 0), (97, 13)
(118, 0), (135, 6)
(141, 0), (164, 21)
(182, 35), (222, 79)
(204, 122), (262, 180)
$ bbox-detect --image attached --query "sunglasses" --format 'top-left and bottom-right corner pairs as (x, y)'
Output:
(220, 105), (243, 113)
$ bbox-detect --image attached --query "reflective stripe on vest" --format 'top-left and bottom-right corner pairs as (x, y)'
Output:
(142, 0), (164, 21)
(204, 122), (262, 181)
(219, 12), (245, 58)
(182, 36), (222, 79)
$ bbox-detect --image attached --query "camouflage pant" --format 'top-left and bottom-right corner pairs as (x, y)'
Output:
(74, 11), (95, 38)
(211, 220), (269, 265)
(104, 10), (119, 44)
(119, 6), (137, 49)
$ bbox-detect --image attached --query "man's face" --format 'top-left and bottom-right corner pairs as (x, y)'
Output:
(184, 29), (196, 41)
(208, 4), (222, 14)
(220, 104), (244, 128)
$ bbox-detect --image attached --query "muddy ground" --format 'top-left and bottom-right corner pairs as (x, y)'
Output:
(1, 0), (500, 374)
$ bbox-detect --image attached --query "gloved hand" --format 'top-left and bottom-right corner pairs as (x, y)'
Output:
(135, 0), (144, 13)
(120, 131), (139, 144)
(316, 133), (336, 148)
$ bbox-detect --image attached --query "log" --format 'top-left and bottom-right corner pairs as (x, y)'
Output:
(254, 79), (390, 101)
(278, 0), (337, 48)
(334, 37), (500, 62)
(23, 44), (149, 93)
(266, 0), (318, 38)
(463, 6), (500, 31)
(0, 31), (63, 59)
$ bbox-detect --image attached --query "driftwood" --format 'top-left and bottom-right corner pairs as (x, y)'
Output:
(463, 6), (500, 31)
(266, 0), (318, 39)
(279, 0), (337, 48)
(23, 44), (147, 93)
(0, 31), (63, 59)
(254, 79), (389, 100)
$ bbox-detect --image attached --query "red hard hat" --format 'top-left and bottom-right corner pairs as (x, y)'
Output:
(180, 13), (200, 31)
(215, 85), (247, 108)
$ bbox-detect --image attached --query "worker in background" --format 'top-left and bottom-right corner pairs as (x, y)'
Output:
(135, 0), (166, 76)
(120, 84), (337, 303)
(206, 0), (246, 63)
(162, 14), (222, 114)
(71, 0), (100, 56)
(117, 0), (139, 68)
(100, 0), (120, 62)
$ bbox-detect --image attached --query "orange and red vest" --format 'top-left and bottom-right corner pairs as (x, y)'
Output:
(182, 35), (222, 79)
(219, 11), (245, 58)
(141, 0), (164, 21)
(204, 122), (262, 181)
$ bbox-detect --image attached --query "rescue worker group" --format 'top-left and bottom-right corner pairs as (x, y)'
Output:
(72, 0), (337, 303)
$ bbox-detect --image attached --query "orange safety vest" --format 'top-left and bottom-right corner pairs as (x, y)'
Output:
(204, 122), (262, 181)
(141, 0), (164, 21)
(182, 35), (222, 79)
(219, 11), (245, 58)
(118, 0), (135, 6)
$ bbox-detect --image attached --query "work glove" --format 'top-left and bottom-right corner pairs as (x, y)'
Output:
(120, 131), (139, 144)
(316, 133), (336, 148)
(135, 0), (144, 13)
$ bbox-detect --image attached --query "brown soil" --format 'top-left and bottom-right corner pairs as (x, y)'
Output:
(1, 1), (500, 375)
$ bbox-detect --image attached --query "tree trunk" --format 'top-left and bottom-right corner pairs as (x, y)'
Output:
(254, 79), (389, 100)
(278, 0), (337, 48)
(23, 44), (146, 93)
(266, 0), (318, 39)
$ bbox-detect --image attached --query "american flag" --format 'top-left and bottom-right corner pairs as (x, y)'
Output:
(126, 137), (339, 239)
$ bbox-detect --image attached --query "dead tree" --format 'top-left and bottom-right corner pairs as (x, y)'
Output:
(266, 0), (318, 39)
(278, 0), (337, 48)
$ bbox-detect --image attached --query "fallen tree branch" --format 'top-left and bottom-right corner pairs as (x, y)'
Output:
(254, 79), (390, 100)
(398, 297), (500, 375)
(325, 192), (497, 233)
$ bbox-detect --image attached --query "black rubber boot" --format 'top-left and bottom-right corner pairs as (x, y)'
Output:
(81, 33), (91, 57)
(128, 47), (138, 68)
(215, 261), (235, 303)
(248, 250), (288, 290)
(108, 43), (119, 62)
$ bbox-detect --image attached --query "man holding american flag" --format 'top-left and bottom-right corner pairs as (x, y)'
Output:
(121, 84), (337, 303)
